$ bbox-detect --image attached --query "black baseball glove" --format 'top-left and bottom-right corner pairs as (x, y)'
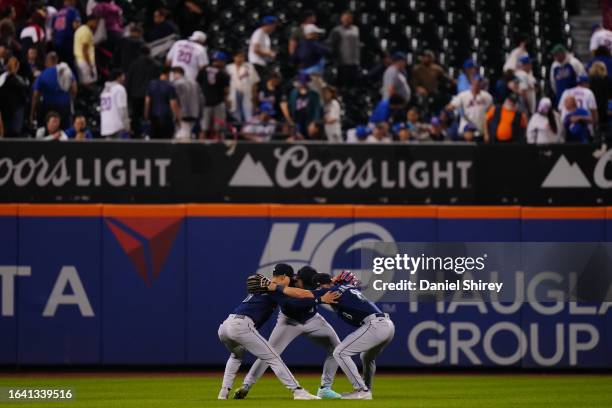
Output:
(247, 274), (272, 294)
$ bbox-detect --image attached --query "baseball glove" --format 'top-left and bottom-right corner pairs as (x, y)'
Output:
(335, 270), (361, 287)
(247, 274), (272, 294)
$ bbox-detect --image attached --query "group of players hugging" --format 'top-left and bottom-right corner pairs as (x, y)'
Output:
(217, 264), (395, 400)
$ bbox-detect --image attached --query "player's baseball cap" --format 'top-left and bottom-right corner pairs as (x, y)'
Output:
(189, 31), (207, 44)
(578, 75), (590, 83)
(313, 273), (333, 286)
(303, 24), (325, 36)
(355, 125), (372, 139)
(259, 102), (275, 115)
(392, 51), (407, 61)
(261, 15), (278, 25)
(212, 51), (228, 61)
(297, 266), (318, 289)
(519, 55), (531, 65)
(272, 263), (294, 277)
(463, 59), (476, 69)
(550, 44), (567, 54)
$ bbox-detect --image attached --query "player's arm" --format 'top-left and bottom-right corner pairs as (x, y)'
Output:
(268, 281), (314, 298)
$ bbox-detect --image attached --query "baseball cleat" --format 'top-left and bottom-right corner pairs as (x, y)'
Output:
(217, 387), (230, 400)
(317, 387), (342, 399)
(293, 388), (321, 400)
(233, 384), (250, 399)
(341, 389), (372, 400)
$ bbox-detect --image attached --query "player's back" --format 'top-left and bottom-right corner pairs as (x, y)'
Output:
(318, 284), (382, 327)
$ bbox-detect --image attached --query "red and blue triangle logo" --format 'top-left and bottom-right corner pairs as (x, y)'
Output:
(105, 217), (182, 286)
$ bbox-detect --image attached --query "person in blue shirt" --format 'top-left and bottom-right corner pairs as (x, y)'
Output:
(550, 44), (587, 104)
(457, 59), (478, 94)
(563, 95), (592, 143)
(31, 52), (77, 129)
(52, 0), (82, 67)
(369, 94), (407, 125)
(268, 271), (395, 400)
(217, 264), (320, 401)
(64, 114), (93, 140)
(234, 266), (342, 400)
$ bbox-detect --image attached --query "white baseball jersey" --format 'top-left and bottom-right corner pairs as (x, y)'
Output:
(558, 86), (597, 120)
(100, 81), (128, 136)
(167, 39), (209, 81)
(248, 28), (271, 66)
(590, 29), (612, 53)
(515, 69), (537, 114)
(450, 89), (493, 132)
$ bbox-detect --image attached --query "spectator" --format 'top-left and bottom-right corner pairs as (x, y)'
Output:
(19, 7), (46, 53)
(412, 50), (446, 97)
(126, 45), (160, 138)
(248, 15), (278, 79)
(92, 0), (123, 47)
(35, 111), (68, 140)
(288, 73), (321, 138)
(52, 0), (81, 67)
(428, 116), (448, 141)
(364, 51), (392, 83)
(100, 69), (129, 138)
(171, 66), (203, 140)
(289, 10), (316, 56)
(526, 97), (562, 144)
(563, 95), (591, 143)
(369, 94), (407, 125)
(257, 71), (291, 123)
(226, 49), (260, 124)
(198, 51), (230, 139)
(457, 59), (478, 93)
(558, 75), (598, 127)
(31, 51), (77, 128)
(144, 66), (181, 139)
(166, 30), (208, 82)
(503, 34), (529, 72)
(485, 93), (528, 143)
(145, 8), (178, 43)
(346, 124), (372, 143)
(515, 56), (537, 114)
(588, 61), (610, 131)
(0, 56), (28, 137)
(550, 44), (586, 103)
(19, 47), (43, 84)
(493, 70), (519, 104)
(329, 10), (361, 87)
(392, 122), (410, 141)
(113, 25), (143, 73)
(242, 102), (277, 142)
(587, 46), (612, 79)
(74, 14), (99, 87)
(382, 51), (410, 102)
(292, 23), (329, 73)
(322, 86), (342, 142)
(446, 76), (493, 141)
(0, 6), (18, 51)
(405, 107), (429, 141)
(589, 24), (612, 56)
(366, 122), (392, 143)
(65, 114), (93, 140)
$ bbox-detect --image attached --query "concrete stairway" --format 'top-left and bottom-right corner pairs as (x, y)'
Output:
(570, 0), (603, 61)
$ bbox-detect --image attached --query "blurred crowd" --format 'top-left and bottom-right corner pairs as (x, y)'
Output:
(0, 0), (610, 144)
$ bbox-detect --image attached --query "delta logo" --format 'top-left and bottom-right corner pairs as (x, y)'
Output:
(105, 217), (183, 286)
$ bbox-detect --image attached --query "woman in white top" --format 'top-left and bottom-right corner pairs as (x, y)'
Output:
(226, 50), (260, 123)
(526, 97), (562, 144)
(323, 86), (342, 142)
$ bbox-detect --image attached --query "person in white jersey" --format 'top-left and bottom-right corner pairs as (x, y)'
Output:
(100, 69), (129, 139)
(166, 30), (209, 81)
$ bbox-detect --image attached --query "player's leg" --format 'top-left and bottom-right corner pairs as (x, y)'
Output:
(303, 314), (342, 398)
(332, 323), (370, 392)
(360, 319), (395, 390)
(234, 319), (319, 399)
(217, 321), (246, 399)
(235, 319), (301, 398)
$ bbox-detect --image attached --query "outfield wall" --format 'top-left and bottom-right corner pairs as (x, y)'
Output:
(0, 204), (610, 368)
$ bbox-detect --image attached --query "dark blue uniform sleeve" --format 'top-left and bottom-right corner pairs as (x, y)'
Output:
(268, 291), (315, 308)
(311, 288), (332, 298)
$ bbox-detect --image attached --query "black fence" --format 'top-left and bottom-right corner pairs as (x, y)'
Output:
(1, 140), (611, 205)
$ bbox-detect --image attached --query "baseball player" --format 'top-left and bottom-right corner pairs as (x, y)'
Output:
(217, 264), (319, 400)
(234, 266), (343, 400)
(166, 31), (209, 81)
(257, 271), (395, 400)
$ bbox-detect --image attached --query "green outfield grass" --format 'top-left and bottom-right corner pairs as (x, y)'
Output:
(0, 373), (610, 408)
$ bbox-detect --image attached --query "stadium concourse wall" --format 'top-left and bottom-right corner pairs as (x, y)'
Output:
(0, 204), (611, 369)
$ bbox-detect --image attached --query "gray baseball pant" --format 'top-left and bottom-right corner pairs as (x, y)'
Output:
(333, 314), (395, 391)
(218, 314), (301, 391)
(243, 312), (341, 388)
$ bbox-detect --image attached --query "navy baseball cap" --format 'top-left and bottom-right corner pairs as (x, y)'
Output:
(356, 125), (372, 139)
(297, 266), (318, 289)
(463, 59), (476, 69)
(212, 51), (228, 61)
(313, 273), (332, 286)
(273, 263), (294, 277)
(392, 51), (407, 61)
(259, 102), (275, 115)
(578, 75), (590, 83)
(262, 15), (278, 25)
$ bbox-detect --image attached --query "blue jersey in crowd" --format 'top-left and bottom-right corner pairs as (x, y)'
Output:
(147, 80), (177, 118)
(233, 291), (315, 329)
(552, 64), (579, 103)
(33, 67), (72, 107)
(312, 284), (381, 327)
(53, 6), (81, 48)
(564, 108), (591, 143)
